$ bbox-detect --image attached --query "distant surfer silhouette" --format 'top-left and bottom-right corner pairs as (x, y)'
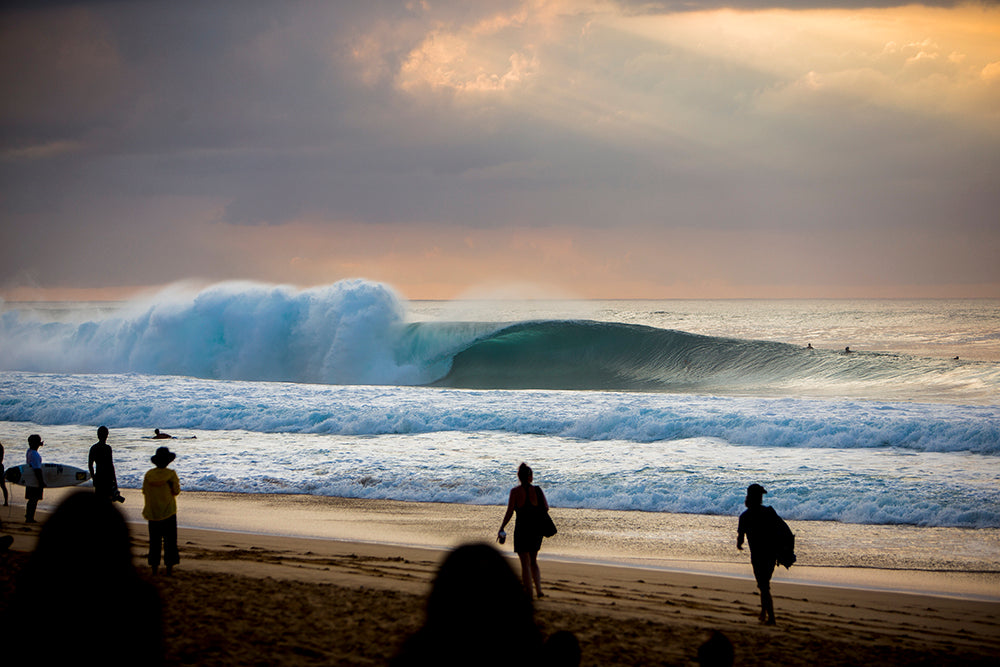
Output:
(805, 343), (813, 350)
(153, 429), (173, 439)
(844, 346), (852, 354)
(737, 483), (795, 626)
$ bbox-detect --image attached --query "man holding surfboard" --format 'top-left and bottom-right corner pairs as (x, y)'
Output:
(24, 434), (44, 523)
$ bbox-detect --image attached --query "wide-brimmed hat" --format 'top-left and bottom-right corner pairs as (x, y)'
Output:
(151, 446), (176, 466)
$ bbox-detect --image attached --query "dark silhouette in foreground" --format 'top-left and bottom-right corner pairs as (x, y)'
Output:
(392, 543), (544, 666)
(499, 462), (551, 598)
(697, 630), (735, 666)
(7, 492), (164, 663)
(543, 629), (582, 666)
(737, 483), (796, 625)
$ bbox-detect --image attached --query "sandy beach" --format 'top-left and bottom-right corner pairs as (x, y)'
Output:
(2, 488), (999, 666)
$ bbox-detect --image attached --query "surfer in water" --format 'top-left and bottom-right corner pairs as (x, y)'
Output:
(24, 434), (44, 523)
(152, 429), (173, 439)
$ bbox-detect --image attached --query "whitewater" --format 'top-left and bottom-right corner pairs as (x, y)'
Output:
(1, 280), (998, 530)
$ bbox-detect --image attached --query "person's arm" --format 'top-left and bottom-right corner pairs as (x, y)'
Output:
(499, 489), (516, 533)
(32, 465), (44, 488)
(88, 448), (96, 479)
(538, 486), (549, 511)
(170, 470), (180, 496)
(736, 514), (745, 550)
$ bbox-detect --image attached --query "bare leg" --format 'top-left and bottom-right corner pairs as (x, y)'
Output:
(528, 551), (543, 597)
(759, 582), (775, 625)
(518, 551), (534, 596)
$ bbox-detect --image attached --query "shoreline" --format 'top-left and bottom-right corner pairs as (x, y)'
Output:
(5, 486), (998, 602)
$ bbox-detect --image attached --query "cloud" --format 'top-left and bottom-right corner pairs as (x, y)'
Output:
(0, 0), (998, 297)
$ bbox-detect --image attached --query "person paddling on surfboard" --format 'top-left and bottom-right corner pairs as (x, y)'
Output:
(24, 434), (45, 523)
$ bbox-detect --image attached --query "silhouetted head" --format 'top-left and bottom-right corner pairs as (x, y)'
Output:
(697, 630), (734, 667)
(15, 491), (164, 662)
(745, 483), (767, 507)
(151, 446), (176, 467)
(97, 425), (109, 441)
(543, 630), (582, 667)
(27, 434), (42, 449)
(517, 462), (533, 486)
(415, 543), (541, 664)
(30, 491), (134, 577)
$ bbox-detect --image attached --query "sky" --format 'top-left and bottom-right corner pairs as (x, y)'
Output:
(1, 0), (998, 301)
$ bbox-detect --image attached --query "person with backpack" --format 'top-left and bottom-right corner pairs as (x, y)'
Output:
(737, 483), (795, 626)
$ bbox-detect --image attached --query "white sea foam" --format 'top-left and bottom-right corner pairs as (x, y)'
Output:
(1, 286), (998, 529)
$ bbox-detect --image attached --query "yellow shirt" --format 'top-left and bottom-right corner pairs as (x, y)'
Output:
(142, 467), (180, 521)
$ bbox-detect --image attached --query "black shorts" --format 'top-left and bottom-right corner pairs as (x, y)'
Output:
(25, 485), (43, 500)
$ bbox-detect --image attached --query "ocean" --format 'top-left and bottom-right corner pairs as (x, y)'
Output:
(1, 280), (998, 534)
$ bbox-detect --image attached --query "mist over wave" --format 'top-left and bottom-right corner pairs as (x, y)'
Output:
(1, 280), (998, 402)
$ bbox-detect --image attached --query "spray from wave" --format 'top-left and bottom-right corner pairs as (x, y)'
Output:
(1, 280), (998, 402)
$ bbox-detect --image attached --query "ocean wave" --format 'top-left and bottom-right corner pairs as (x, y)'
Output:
(1, 372), (997, 455)
(1, 280), (998, 402)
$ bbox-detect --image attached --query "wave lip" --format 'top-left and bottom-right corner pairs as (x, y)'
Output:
(2, 281), (999, 403)
(432, 320), (1000, 402)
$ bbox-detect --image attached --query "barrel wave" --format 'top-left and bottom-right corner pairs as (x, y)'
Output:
(1, 280), (998, 402)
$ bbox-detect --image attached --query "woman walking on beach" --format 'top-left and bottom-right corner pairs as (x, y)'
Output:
(499, 462), (549, 599)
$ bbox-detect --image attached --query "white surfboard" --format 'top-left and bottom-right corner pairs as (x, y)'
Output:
(3, 463), (91, 488)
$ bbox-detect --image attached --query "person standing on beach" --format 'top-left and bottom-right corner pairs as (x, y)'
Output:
(89, 426), (123, 503)
(737, 483), (791, 626)
(0, 440), (9, 507)
(142, 446), (180, 575)
(499, 462), (549, 599)
(24, 434), (45, 523)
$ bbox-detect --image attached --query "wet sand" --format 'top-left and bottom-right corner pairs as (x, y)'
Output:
(1, 488), (998, 665)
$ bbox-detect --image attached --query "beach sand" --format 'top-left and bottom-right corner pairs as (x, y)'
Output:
(1, 488), (998, 665)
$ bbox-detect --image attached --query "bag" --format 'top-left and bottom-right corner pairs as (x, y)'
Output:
(541, 511), (557, 538)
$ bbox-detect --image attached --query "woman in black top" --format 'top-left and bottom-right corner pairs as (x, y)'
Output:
(499, 462), (549, 598)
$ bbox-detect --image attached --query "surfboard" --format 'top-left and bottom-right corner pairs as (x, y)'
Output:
(3, 463), (91, 488)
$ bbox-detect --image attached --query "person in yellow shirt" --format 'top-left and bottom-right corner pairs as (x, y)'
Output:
(142, 446), (180, 575)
